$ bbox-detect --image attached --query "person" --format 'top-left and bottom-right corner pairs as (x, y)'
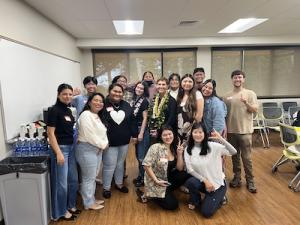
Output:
(101, 83), (138, 198)
(168, 73), (180, 100)
(131, 81), (150, 187)
(184, 122), (237, 218)
(148, 77), (177, 144)
(140, 125), (190, 210)
(111, 74), (133, 179)
(177, 74), (204, 143)
(193, 67), (206, 91)
(47, 83), (79, 221)
(112, 74), (133, 104)
(223, 70), (259, 193)
(72, 76), (98, 118)
(292, 111), (300, 126)
(201, 79), (227, 135)
(75, 93), (108, 210)
(142, 71), (157, 101)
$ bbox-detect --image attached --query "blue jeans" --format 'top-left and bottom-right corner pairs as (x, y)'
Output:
(135, 128), (150, 179)
(50, 145), (78, 220)
(75, 142), (102, 208)
(102, 144), (128, 190)
(185, 177), (227, 218)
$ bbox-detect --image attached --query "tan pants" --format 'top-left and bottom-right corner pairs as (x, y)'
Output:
(227, 133), (254, 181)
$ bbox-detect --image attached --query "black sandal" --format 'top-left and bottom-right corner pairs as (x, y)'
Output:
(61, 214), (77, 221)
(68, 208), (82, 215)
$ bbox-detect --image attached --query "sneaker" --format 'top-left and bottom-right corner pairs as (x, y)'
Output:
(229, 177), (241, 188)
(115, 185), (129, 193)
(246, 181), (257, 193)
(136, 188), (147, 203)
(222, 195), (228, 205)
(102, 190), (112, 199)
(179, 185), (189, 194)
(133, 176), (144, 187)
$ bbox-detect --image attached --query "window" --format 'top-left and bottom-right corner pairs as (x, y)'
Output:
(93, 49), (196, 94)
(212, 47), (300, 97)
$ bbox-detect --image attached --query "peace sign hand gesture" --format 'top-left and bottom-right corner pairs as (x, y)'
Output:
(176, 139), (185, 156)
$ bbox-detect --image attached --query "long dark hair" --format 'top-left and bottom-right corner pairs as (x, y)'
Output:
(177, 74), (197, 119)
(80, 92), (105, 116)
(132, 81), (149, 100)
(202, 79), (220, 99)
(186, 122), (210, 156)
(157, 125), (177, 155)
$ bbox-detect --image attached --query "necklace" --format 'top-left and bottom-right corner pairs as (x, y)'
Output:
(111, 102), (120, 109)
(153, 93), (168, 118)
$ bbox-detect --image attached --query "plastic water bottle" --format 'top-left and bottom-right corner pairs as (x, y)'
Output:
(22, 138), (30, 156)
(30, 138), (38, 156)
(14, 139), (22, 157)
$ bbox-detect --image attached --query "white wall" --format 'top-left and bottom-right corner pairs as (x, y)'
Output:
(0, 0), (82, 220)
(80, 49), (94, 80)
(0, 0), (81, 61)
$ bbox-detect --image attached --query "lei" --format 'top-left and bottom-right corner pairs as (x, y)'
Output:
(148, 93), (169, 130)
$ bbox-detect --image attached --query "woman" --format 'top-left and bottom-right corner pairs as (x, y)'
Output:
(131, 81), (150, 187)
(148, 77), (177, 144)
(112, 74), (133, 104)
(168, 73), (180, 100)
(47, 83), (79, 221)
(142, 71), (156, 101)
(102, 83), (138, 198)
(201, 79), (227, 135)
(184, 122), (237, 218)
(141, 126), (190, 210)
(75, 93), (108, 210)
(177, 74), (204, 143)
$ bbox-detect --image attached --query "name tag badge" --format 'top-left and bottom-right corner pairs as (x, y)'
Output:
(227, 96), (233, 100)
(159, 158), (168, 163)
(106, 107), (113, 112)
(65, 116), (71, 121)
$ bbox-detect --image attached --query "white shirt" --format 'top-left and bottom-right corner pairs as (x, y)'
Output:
(169, 89), (179, 100)
(77, 110), (108, 149)
(184, 141), (236, 190)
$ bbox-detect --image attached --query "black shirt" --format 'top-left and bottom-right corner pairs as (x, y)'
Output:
(102, 99), (138, 147)
(47, 100), (75, 145)
(132, 97), (149, 126)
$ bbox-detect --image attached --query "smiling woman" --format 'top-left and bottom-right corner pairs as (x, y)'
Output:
(101, 83), (138, 199)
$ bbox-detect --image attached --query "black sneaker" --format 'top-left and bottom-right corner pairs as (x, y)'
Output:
(102, 190), (112, 199)
(229, 177), (241, 188)
(115, 185), (129, 193)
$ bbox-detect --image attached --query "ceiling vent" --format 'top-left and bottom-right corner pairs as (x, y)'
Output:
(178, 20), (199, 26)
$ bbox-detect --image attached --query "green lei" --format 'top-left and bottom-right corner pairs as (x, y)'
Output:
(148, 93), (169, 130)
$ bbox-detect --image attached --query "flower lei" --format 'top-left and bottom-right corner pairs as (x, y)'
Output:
(148, 93), (169, 130)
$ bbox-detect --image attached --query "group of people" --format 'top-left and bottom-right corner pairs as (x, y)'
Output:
(47, 67), (259, 221)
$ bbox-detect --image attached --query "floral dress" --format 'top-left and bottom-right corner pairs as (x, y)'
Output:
(142, 143), (169, 198)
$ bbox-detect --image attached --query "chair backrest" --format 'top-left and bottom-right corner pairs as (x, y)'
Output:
(262, 102), (278, 108)
(282, 101), (297, 112)
(279, 123), (300, 146)
(262, 107), (283, 120)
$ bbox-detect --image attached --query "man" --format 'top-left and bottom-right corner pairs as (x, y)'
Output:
(223, 70), (258, 193)
(193, 67), (206, 91)
(72, 76), (98, 118)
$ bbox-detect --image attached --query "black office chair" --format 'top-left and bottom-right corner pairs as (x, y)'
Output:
(262, 102), (278, 108)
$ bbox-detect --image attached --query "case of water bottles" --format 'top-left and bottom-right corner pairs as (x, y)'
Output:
(12, 123), (49, 157)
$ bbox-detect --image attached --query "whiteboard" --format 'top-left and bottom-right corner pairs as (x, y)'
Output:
(0, 38), (81, 140)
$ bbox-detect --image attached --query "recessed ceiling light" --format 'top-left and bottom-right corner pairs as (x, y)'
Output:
(113, 20), (144, 35)
(218, 18), (268, 33)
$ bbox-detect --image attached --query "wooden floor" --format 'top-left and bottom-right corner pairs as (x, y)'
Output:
(51, 132), (300, 225)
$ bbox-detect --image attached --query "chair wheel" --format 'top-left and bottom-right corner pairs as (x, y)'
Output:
(272, 167), (278, 173)
(288, 185), (292, 189)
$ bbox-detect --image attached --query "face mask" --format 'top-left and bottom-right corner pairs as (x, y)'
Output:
(145, 80), (153, 86)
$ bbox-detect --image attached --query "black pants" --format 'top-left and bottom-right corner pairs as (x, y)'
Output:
(152, 170), (190, 210)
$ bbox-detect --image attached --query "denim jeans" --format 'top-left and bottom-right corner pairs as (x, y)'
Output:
(75, 142), (102, 208)
(185, 177), (227, 218)
(50, 145), (78, 220)
(135, 128), (150, 179)
(102, 144), (128, 190)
